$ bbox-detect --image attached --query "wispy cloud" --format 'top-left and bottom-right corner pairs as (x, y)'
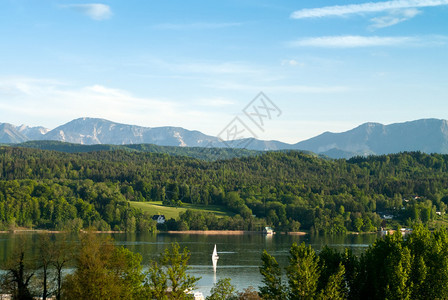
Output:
(0, 77), (206, 129)
(281, 59), (304, 67)
(66, 4), (112, 21)
(369, 8), (421, 29)
(289, 35), (419, 48)
(153, 22), (242, 30)
(291, 0), (448, 19)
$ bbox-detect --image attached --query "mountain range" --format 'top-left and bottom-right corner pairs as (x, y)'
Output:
(2, 117), (448, 159)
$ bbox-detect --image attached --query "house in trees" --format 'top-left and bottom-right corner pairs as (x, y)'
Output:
(263, 227), (274, 234)
(152, 215), (166, 224)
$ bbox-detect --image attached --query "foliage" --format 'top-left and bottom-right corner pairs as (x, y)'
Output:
(259, 226), (448, 300)
(237, 286), (261, 300)
(145, 242), (200, 300)
(287, 242), (320, 299)
(62, 233), (143, 300)
(0, 233), (203, 299)
(318, 263), (346, 300)
(17, 140), (260, 161)
(259, 250), (285, 300)
(207, 278), (236, 300)
(1, 147), (448, 232)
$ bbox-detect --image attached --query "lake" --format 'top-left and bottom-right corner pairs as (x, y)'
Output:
(0, 232), (379, 296)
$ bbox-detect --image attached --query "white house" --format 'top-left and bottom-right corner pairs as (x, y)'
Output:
(152, 215), (166, 224)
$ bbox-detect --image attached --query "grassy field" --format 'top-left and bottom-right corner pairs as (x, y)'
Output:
(129, 201), (234, 220)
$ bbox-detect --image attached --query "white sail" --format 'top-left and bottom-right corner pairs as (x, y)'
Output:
(212, 244), (219, 260)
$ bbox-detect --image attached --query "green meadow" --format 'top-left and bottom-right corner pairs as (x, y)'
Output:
(129, 201), (234, 220)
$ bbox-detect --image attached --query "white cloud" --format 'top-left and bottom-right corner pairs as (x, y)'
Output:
(153, 22), (242, 30)
(0, 78), (211, 129)
(66, 4), (112, 21)
(289, 35), (418, 48)
(281, 59), (304, 67)
(369, 8), (421, 29)
(291, 0), (448, 19)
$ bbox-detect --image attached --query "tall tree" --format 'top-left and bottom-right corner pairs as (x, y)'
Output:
(37, 234), (52, 300)
(319, 263), (346, 300)
(49, 234), (75, 300)
(356, 232), (411, 300)
(259, 250), (285, 299)
(51, 234), (73, 300)
(286, 242), (320, 300)
(145, 260), (168, 300)
(145, 243), (200, 300)
(110, 246), (145, 299)
(62, 232), (144, 300)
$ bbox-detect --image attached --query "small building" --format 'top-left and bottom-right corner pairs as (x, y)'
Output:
(185, 290), (204, 300)
(382, 214), (394, 220)
(152, 215), (166, 224)
(400, 228), (413, 234)
(263, 227), (274, 235)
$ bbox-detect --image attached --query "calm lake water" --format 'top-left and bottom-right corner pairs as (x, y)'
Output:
(0, 232), (379, 296)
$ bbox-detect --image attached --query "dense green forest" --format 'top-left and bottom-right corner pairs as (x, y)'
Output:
(1, 145), (448, 232)
(259, 225), (448, 299)
(16, 140), (261, 161)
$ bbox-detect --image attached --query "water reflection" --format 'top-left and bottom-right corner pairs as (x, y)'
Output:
(212, 258), (217, 283)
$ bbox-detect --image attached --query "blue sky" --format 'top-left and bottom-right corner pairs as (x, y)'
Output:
(1, 0), (447, 143)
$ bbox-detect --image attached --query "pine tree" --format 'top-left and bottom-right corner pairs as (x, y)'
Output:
(286, 243), (320, 300)
(259, 250), (285, 299)
(319, 263), (346, 300)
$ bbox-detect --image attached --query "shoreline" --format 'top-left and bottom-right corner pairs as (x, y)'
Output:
(166, 230), (308, 235)
(286, 231), (307, 236)
(0, 229), (126, 234)
(0, 229), (311, 235)
(167, 230), (254, 235)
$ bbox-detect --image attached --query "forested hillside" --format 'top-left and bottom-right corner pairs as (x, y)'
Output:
(1, 146), (448, 233)
(16, 140), (260, 161)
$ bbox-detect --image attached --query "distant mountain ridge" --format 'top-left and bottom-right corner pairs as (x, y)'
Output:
(2, 117), (448, 158)
(43, 117), (219, 147)
(293, 119), (448, 158)
(0, 123), (49, 143)
(0, 117), (292, 150)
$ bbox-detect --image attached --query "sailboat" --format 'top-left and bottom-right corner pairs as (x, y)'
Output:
(212, 244), (219, 260)
(212, 244), (219, 282)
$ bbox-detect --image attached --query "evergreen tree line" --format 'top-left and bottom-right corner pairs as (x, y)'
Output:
(2, 147), (448, 232)
(259, 225), (448, 299)
(17, 140), (259, 161)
